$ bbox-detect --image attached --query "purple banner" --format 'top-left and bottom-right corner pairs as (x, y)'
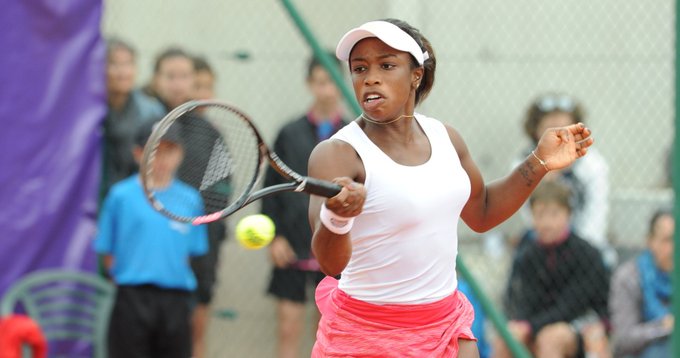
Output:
(0, 0), (105, 297)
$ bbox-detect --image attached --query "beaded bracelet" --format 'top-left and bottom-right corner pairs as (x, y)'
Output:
(531, 150), (550, 172)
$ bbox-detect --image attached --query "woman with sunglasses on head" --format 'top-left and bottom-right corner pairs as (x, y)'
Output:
(510, 93), (612, 267)
(308, 19), (594, 357)
(502, 93), (612, 358)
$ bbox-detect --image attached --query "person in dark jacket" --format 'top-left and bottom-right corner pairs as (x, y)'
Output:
(101, 38), (165, 197)
(261, 52), (348, 358)
(496, 180), (610, 358)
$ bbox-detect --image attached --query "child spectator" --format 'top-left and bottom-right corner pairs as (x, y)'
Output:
(94, 121), (208, 357)
(497, 181), (609, 358)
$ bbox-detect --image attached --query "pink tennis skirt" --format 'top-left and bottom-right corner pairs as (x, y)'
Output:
(312, 276), (476, 357)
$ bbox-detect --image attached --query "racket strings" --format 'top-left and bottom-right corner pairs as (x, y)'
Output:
(148, 105), (261, 220)
(199, 139), (233, 192)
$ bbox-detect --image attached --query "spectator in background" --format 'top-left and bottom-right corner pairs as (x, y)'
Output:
(193, 56), (216, 100)
(497, 181), (610, 358)
(145, 49), (229, 358)
(186, 55), (227, 358)
(94, 121), (208, 358)
(261, 52), (348, 358)
(513, 93), (613, 266)
(610, 209), (674, 358)
(144, 47), (196, 111)
(101, 38), (165, 197)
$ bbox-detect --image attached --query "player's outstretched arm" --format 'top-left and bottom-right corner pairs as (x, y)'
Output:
(451, 123), (593, 232)
(308, 139), (366, 277)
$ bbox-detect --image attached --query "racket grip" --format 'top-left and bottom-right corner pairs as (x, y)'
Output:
(303, 177), (342, 198)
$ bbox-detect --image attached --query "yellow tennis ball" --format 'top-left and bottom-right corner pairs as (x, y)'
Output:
(235, 214), (275, 250)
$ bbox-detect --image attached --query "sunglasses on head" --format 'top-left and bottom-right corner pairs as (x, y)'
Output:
(535, 95), (576, 113)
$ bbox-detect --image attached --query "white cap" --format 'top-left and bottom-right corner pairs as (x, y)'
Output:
(335, 21), (429, 65)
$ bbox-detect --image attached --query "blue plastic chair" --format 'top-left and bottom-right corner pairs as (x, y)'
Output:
(0, 270), (115, 358)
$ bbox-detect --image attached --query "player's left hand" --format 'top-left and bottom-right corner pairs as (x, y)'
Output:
(535, 122), (593, 171)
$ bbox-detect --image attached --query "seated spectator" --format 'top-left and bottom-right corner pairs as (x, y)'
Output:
(497, 181), (610, 358)
(610, 209), (674, 358)
(101, 37), (165, 197)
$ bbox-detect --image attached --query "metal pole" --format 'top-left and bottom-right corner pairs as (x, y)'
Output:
(457, 256), (532, 358)
(279, 0), (361, 117)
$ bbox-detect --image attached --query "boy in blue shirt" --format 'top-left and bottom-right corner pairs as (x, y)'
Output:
(94, 121), (208, 358)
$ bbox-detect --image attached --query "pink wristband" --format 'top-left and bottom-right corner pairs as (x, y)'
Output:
(319, 203), (355, 235)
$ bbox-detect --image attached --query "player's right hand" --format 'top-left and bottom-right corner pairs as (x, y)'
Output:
(325, 177), (366, 218)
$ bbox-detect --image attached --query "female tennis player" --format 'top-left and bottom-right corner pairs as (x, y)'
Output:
(308, 19), (594, 357)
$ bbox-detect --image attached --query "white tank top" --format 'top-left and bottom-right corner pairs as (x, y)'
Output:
(332, 114), (471, 304)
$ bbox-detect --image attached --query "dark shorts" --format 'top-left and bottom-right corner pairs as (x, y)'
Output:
(267, 267), (325, 303)
(108, 285), (192, 358)
(191, 220), (226, 305)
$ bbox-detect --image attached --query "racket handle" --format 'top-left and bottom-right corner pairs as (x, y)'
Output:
(302, 177), (342, 198)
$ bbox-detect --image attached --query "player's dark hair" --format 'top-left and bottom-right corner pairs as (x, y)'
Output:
(141, 47), (194, 100)
(524, 93), (586, 144)
(307, 50), (341, 80)
(381, 18), (436, 106)
(193, 55), (215, 77)
(529, 180), (573, 213)
(153, 47), (193, 74)
(106, 37), (136, 60)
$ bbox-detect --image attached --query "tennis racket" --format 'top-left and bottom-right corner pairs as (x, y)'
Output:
(140, 99), (341, 225)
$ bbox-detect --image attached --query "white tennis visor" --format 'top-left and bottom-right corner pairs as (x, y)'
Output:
(335, 21), (429, 65)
